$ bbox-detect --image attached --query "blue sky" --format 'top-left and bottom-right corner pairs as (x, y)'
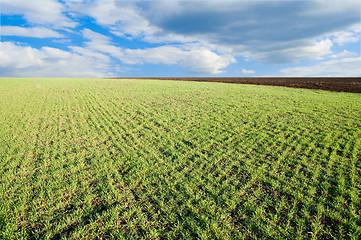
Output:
(1, 0), (360, 77)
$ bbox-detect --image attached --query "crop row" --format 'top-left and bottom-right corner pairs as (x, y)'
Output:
(0, 78), (360, 239)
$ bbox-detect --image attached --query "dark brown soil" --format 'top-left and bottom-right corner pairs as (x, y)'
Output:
(112, 77), (361, 93)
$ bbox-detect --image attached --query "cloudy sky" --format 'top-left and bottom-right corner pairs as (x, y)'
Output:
(1, 0), (360, 77)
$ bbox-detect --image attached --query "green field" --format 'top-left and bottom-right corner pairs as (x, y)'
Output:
(0, 78), (360, 239)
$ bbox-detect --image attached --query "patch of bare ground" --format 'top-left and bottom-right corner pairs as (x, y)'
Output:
(112, 77), (361, 93)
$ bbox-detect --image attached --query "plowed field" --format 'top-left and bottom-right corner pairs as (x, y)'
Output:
(121, 77), (361, 93)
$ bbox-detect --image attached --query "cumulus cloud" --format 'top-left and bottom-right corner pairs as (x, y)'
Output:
(121, 46), (235, 74)
(89, 0), (359, 64)
(1, 26), (64, 38)
(65, 0), (197, 44)
(280, 57), (361, 77)
(0, 42), (112, 77)
(64, 0), (360, 68)
(2, 0), (76, 29)
(66, 0), (158, 38)
(78, 28), (235, 74)
(0, 27), (233, 76)
(2, 0), (360, 77)
(182, 49), (236, 74)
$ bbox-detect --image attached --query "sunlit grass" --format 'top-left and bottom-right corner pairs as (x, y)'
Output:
(0, 78), (360, 239)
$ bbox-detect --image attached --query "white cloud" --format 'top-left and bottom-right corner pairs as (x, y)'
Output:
(330, 24), (361, 46)
(289, 39), (334, 60)
(0, 42), (112, 77)
(182, 49), (236, 74)
(280, 57), (361, 77)
(78, 29), (235, 74)
(330, 50), (358, 59)
(116, 45), (235, 74)
(64, 0), (360, 68)
(241, 69), (255, 75)
(110, 0), (359, 64)
(2, 0), (76, 28)
(81, 28), (111, 44)
(333, 33), (359, 45)
(3, 1), (358, 77)
(245, 39), (333, 64)
(1, 26), (64, 38)
(69, 46), (111, 63)
(66, 0), (199, 44)
(121, 46), (188, 65)
(67, 0), (158, 38)
(79, 28), (123, 59)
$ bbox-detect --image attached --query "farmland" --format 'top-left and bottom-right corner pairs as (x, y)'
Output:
(0, 78), (360, 239)
(123, 77), (361, 93)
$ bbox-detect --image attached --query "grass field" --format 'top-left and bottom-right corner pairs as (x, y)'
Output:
(0, 78), (360, 239)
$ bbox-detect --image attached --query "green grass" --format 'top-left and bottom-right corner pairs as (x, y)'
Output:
(0, 78), (360, 239)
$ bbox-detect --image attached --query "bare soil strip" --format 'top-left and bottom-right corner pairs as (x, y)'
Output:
(112, 77), (361, 93)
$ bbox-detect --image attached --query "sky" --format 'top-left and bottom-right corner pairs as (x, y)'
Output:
(1, 0), (360, 77)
